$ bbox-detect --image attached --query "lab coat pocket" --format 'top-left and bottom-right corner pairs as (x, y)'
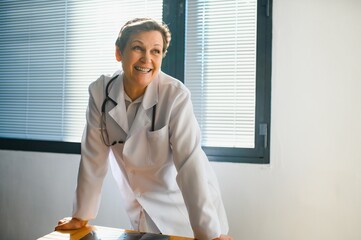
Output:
(147, 125), (171, 166)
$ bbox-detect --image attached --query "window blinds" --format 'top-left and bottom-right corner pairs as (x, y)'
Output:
(185, 0), (257, 148)
(0, 0), (162, 142)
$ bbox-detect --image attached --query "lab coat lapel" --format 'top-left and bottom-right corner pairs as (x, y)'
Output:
(108, 73), (129, 134)
(128, 74), (159, 137)
(128, 105), (150, 136)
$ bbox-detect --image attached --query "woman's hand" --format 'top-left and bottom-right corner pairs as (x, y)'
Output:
(212, 234), (233, 240)
(54, 217), (88, 231)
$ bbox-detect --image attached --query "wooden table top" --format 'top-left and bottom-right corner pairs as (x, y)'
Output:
(38, 225), (194, 240)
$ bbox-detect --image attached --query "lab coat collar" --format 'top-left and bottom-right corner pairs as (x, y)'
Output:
(142, 72), (159, 110)
(108, 72), (124, 106)
(108, 72), (129, 133)
(107, 71), (159, 135)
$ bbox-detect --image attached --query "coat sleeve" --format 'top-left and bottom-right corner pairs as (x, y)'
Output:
(168, 88), (228, 240)
(72, 76), (110, 220)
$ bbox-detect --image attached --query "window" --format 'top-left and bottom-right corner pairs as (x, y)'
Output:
(0, 0), (162, 143)
(0, 0), (272, 164)
(186, 1), (258, 149)
(183, 0), (272, 163)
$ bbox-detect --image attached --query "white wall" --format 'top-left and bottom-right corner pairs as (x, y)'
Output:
(0, 150), (131, 240)
(1, 0), (361, 239)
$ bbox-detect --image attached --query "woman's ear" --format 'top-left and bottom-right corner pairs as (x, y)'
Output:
(115, 45), (122, 62)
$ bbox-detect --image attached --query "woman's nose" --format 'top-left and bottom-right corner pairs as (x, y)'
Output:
(141, 51), (151, 63)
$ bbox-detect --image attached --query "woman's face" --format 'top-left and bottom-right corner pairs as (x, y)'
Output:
(117, 30), (164, 93)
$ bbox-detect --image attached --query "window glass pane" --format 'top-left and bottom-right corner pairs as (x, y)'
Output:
(185, 0), (257, 148)
(0, 0), (163, 142)
(0, 1), (66, 140)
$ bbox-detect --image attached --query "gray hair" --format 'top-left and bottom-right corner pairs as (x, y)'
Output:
(115, 18), (171, 57)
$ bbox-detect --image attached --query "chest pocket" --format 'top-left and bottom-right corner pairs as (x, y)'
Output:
(122, 125), (171, 168)
(147, 125), (171, 166)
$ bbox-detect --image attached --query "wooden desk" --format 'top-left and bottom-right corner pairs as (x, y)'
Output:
(38, 225), (194, 240)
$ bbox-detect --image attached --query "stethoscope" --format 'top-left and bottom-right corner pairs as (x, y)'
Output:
(100, 74), (156, 146)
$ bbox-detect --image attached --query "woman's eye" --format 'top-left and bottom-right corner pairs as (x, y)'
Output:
(152, 49), (161, 54)
(132, 46), (142, 51)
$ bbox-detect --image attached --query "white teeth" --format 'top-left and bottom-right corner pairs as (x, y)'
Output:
(135, 66), (151, 72)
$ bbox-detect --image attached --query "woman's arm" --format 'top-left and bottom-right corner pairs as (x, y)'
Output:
(72, 76), (111, 220)
(168, 88), (229, 240)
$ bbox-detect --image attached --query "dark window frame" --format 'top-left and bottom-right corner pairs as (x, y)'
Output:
(0, 0), (272, 164)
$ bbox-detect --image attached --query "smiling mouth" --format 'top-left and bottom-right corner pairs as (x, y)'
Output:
(134, 66), (152, 73)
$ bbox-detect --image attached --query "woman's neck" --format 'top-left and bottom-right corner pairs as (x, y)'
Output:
(123, 83), (146, 101)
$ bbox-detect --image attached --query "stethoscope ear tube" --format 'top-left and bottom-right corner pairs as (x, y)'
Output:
(101, 75), (119, 113)
(152, 103), (156, 132)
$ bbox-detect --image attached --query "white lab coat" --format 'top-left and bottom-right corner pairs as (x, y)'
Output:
(73, 71), (229, 240)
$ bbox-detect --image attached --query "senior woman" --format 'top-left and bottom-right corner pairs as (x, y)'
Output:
(55, 18), (232, 240)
